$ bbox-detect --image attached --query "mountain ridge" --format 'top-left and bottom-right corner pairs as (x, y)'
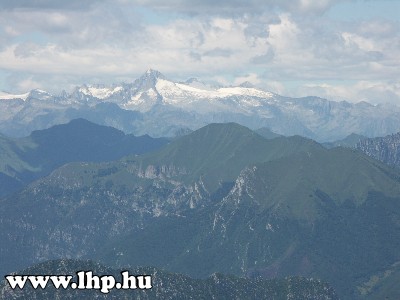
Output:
(0, 118), (168, 197)
(2, 69), (400, 141)
(1, 122), (400, 299)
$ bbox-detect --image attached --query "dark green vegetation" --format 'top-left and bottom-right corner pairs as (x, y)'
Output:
(1, 122), (400, 299)
(0, 118), (168, 197)
(0, 259), (337, 300)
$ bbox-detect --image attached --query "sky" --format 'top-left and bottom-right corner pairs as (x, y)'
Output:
(0, 0), (399, 104)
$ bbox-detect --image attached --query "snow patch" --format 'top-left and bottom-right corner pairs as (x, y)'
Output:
(79, 86), (123, 99)
(217, 87), (274, 99)
(0, 91), (30, 101)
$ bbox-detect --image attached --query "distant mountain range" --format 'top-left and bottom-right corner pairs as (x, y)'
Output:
(2, 122), (400, 299)
(0, 118), (168, 197)
(2, 69), (400, 141)
(322, 133), (367, 149)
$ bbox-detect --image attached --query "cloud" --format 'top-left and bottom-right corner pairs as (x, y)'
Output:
(295, 81), (400, 105)
(0, 0), (102, 11)
(0, 4), (144, 56)
(203, 48), (233, 57)
(251, 48), (275, 64)
(124, 0), (338, 15)
(0, 0), (398, 106)
(16, 77), (43, 91)
(13, 42), (42, 58)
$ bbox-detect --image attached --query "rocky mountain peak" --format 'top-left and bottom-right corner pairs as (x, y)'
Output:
(134, 69), (166, 90)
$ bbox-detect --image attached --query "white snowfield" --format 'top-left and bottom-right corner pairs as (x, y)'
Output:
(0, 91), (30, 101)
(156, 79), (274, 101)
(0, 89), (52, 101)
(29, 74), (276, 115)
(66, 77), (276, 113)
(79, 86), (124, 100)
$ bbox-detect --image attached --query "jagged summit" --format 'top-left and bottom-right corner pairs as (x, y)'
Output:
(27, 89), (53, 100)
(145, 68), (165, 77)
(238, 81), (255, 88)
(135, 69), (166, 90)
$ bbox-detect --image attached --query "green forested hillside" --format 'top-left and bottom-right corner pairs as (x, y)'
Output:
(1, 123), (399, 299)
(0, 118), (168, 196)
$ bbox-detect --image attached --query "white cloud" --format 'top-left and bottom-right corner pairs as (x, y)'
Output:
(342, 32), (378, 52)
(264, 81), (286, 95)
(0, 0), (398, 105)
(121, 0), (338, 15)
(15, 77), (43, 92)
(233, 73), (261, 86)
(0, 0), (103, 10)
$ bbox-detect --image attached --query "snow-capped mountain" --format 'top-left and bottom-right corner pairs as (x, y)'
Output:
(0, 89), (52, 101)
(77, 84), (124, 100)
(0, 91), (30, 101)
(73, 69), (276, 114)
(1, 69), (400, 141)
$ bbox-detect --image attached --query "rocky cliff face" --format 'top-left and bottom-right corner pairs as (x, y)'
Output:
(356, 132), (400, 168)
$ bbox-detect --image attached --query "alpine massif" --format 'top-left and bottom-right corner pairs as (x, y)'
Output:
(1, 69), (400, 141)
(1, 122), (400, 299)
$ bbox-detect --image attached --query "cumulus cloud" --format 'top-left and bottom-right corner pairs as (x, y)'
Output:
(0, 0), (398, 105)
(0, 0), (103, 10)
(122, 0), (338, 15)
